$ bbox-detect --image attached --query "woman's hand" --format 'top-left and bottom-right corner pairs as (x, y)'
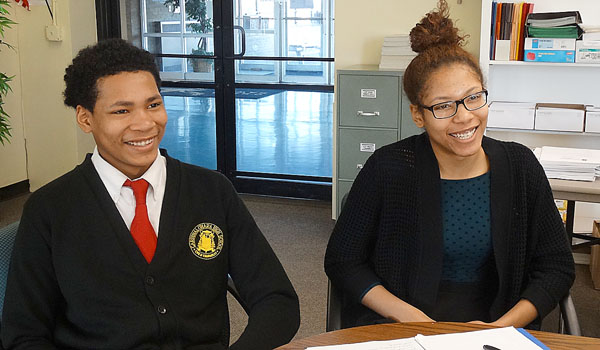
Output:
(468, 299), (538, 328)
(361, 285), (435, 323)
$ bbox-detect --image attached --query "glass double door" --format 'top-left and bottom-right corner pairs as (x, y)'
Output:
(137, 0), (334, 199)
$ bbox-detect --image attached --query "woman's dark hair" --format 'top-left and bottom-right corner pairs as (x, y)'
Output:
(403, 0), (484, 106)
(63, 39), (161, 111)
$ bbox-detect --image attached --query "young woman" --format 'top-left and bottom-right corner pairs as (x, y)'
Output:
(324, 0), (574, 330)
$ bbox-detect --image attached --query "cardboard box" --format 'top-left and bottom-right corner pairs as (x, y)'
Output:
(487, 102), (535, 129)
(525, 38), (576, 50)
(534, 103), (585, 132)
(590, 220), (600, 290)
(525, 49), (575, 63)
(576, 40), (600, 63)
(586, 108), (600, 133)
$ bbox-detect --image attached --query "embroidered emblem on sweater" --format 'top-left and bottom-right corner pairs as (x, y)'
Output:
(189, 223), (224, 260)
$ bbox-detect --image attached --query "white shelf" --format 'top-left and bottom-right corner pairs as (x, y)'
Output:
(489, 61), (600, 68)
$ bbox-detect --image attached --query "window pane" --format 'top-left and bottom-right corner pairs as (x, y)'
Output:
(235, 59), (277, 83)
(236, 89), (333, 177)
(144, 1), (182, 34)
(160, 89), (217, 170)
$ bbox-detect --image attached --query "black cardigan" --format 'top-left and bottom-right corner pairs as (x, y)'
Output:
(1, 151), (300, 350)
(325, 133), (575, 328)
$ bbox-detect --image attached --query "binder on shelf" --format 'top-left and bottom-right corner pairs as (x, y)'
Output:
(526, 11), (582, 27)
(526, 11), (583, 39)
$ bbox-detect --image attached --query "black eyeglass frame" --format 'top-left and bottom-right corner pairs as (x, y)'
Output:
(419, 89), (489, 119)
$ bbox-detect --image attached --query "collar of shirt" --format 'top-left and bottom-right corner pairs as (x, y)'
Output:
(91, 147), (167, 204)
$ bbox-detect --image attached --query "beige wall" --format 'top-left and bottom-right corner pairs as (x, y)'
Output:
(0, 0), (96, 191)
(335, 1), (482, 70)
(0, 7), (27, 188)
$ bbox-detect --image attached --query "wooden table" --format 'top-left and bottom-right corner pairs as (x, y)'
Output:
(277, 322), (600, 350)
(549, 178), (600, 248)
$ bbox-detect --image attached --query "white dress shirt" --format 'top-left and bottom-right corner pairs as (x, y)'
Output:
(91, 147), (167, 236)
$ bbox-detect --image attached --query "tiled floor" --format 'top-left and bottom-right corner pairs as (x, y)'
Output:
(160, 89), (334, 177)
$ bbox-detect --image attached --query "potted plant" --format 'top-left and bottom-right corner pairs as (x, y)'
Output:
(163, 0), (213, 72)
(0, 0), (15, 144)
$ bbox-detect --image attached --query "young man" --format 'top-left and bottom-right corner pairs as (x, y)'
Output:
(1, 39), (300, 350)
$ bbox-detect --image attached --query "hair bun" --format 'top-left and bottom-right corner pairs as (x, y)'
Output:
(409, 0), (465, 53)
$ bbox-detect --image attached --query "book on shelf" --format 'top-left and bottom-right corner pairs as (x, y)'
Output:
(490, 2), (534, 61)
(526, 11), (582, 28)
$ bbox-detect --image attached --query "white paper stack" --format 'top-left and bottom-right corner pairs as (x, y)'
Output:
(534, 146), (600, 182)
(581, 24), (600, 43)
(379, 34), (417, 70)
(306, 326), (547, 350)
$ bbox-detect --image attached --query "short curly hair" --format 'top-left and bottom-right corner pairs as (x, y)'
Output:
(63, 39), (161, 111)
(403, 0), (483, 106)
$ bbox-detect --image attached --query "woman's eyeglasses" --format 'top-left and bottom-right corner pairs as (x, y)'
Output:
(419, 90), (488, 119)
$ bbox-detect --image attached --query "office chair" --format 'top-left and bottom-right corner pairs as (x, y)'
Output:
(0, 221), (19, 322)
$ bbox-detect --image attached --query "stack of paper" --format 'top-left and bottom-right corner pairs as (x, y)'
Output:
(306, 326), (548, 350)
(581, 25), (600, 43)
(379, 35), (416, 70)
(534, 146), (600, 182)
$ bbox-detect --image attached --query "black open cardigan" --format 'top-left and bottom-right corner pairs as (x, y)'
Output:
(1, 151), (299, 350)
(325, 133), (575, 328)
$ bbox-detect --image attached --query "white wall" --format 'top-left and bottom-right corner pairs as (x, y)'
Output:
(0, 0), (97, 191)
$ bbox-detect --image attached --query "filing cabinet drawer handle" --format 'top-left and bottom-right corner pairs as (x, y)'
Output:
(356, 111), (380, 117)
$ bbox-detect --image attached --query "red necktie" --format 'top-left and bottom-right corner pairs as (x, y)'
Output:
(123, 179), (157, 263)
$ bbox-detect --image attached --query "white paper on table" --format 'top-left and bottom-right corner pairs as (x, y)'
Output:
(413, 327), (544, 350)
(305, 337), (425, 350)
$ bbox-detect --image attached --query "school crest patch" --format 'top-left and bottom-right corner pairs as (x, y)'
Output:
(188, 223), (224, 260)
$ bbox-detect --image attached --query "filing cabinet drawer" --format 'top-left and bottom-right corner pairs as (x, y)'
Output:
(336, 180), (354, 217)
(338, 128), (397, 180)
(338, 74), (399, 128)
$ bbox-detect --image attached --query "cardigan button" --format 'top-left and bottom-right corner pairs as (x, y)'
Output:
(157, 305), (167, 314)
(145, 276), (155, 286)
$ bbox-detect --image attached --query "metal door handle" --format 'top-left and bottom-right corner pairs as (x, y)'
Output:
(356, 111), (380, 117)
(233, 25), (246, 58)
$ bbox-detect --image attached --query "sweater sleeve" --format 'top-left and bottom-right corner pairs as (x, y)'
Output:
(324, 151), (383, 303)
(0, 194), (61, 350)
(519, 154), (575, 319)
(223, 181), (300, 350)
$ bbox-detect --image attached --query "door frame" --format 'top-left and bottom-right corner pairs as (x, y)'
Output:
(97, 0), (334, 200)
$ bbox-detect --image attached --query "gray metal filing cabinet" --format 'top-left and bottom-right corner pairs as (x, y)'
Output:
(335, 66), (422, 217)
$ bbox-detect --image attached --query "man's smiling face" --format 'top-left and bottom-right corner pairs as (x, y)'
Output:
(76, 70), (167, 179)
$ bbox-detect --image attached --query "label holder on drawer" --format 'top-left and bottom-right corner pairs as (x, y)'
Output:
(360, 88), (377, 99)
(360, 143), (376, 152)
